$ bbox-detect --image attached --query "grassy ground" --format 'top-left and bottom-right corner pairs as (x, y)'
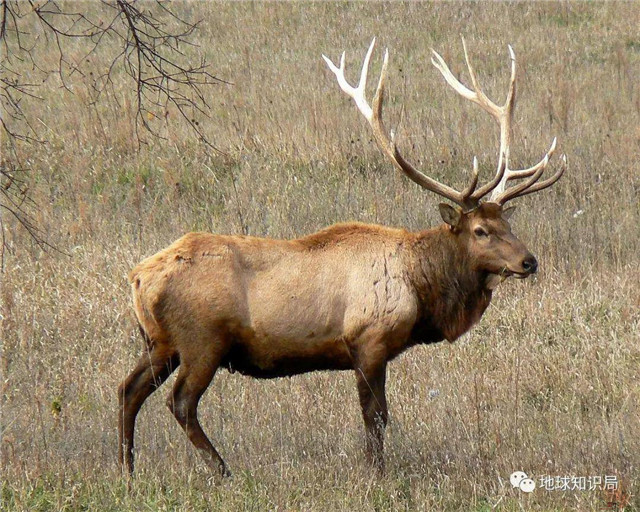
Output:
(1, 2), (639, 511)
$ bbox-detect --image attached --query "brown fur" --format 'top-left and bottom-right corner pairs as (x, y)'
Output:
(118, 203), (537, 476)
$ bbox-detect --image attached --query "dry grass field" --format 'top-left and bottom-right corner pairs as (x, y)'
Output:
(1, 2), (639, 511)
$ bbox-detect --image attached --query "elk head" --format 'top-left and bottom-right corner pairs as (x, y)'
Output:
(323, 38), (565, 281)
(440, 202), (537, 281)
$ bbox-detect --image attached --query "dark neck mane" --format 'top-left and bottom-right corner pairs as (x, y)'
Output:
(408, 227), (493, 343)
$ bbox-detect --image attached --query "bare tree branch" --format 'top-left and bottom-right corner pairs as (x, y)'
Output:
(0, 0), (226, 262)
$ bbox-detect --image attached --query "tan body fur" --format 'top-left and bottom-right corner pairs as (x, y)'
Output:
(130, 223), (486, 380)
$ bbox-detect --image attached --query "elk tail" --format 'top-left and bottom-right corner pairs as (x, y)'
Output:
(137, 321), (153, 350)
(129, 269), (166, 348)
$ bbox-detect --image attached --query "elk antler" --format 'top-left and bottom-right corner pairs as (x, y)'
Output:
(323, 39), (481, 211)
(431, 39), (566, 205)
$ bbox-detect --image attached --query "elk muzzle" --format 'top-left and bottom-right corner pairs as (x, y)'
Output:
(522, 254), (538, 274)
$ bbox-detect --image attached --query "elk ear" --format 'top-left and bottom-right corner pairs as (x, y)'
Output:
(501, 205), (516, 221)
(439, 203), (462, 228)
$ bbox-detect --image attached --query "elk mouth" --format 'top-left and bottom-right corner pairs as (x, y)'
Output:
(499, 268), (532, 279)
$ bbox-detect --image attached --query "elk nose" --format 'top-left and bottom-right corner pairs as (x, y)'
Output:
(522, 255), (538, 274)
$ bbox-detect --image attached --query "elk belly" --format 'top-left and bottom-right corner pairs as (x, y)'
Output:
(221, 334), (353, 378)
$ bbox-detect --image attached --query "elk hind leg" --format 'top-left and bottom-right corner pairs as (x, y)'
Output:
(166, 346), (230, 477)
(118, 346), (179, 474)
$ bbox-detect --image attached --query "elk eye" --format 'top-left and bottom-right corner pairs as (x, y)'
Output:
(474, 227), (488, 237)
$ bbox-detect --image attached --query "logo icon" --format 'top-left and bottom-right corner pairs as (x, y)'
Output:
(510, 471), (536, 493)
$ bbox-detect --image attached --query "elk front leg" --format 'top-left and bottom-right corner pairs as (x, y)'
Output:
(354, 360), (388, 473)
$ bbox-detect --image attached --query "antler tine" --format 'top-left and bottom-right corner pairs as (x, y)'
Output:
(430, 39), (507, 123)
(504, 44), (517, 123)
(499, 137), (557, 180)
(489, 137), (557, 202)
(324, 39), (474, 209)
(518, 154), (566, 196)
(493, 155), (549, 204)
(472, 149), (507, 200)
(461, 38), (503, 118)
(495, 154), (567, 204)
(322, 40), (376, 121)
(461, 156), (480, 201)
(431, 50), (476, 103)
(372, 46), (389, 122)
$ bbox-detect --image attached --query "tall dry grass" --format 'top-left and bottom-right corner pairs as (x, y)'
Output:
(1, 2), (639, 511)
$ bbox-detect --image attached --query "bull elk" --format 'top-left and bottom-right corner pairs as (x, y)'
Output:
(118, 38), (565, 477)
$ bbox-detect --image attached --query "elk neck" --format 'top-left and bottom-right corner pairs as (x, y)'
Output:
(406, 225), (493, 343)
